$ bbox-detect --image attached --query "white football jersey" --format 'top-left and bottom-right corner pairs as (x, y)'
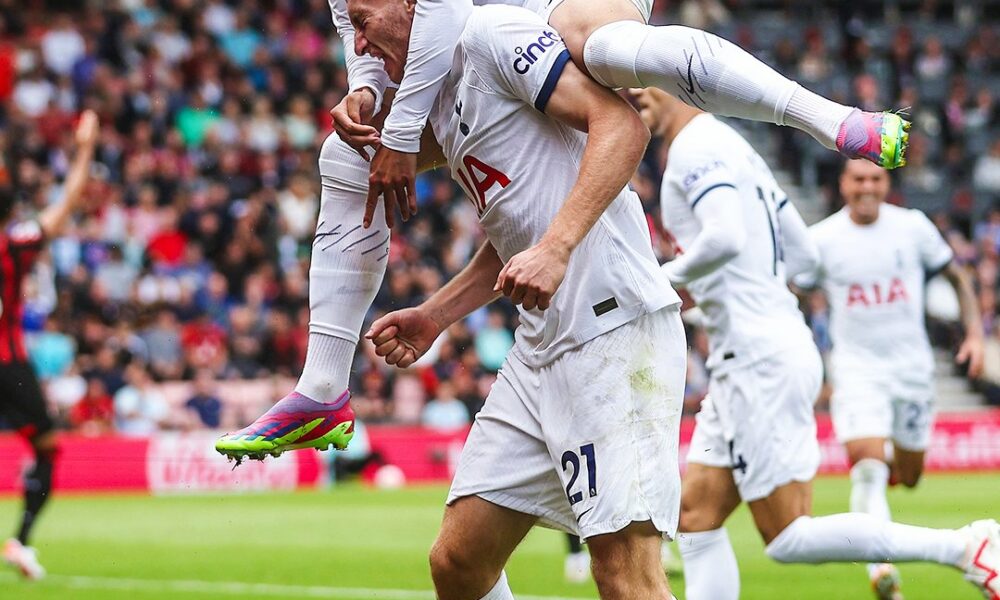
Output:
(799, 203), (953, 377)
(429, 5), (679, 367)
(660, 114), (813, 371)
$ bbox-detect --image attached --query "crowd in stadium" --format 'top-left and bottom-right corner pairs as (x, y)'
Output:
(0, 0), (997, 435)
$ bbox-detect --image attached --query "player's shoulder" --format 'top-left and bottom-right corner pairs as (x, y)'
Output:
(808, 208), (848, 241)
(464, 4), (549, 42)
(667, 115), (740, 173)
(881, 203), (935, 231)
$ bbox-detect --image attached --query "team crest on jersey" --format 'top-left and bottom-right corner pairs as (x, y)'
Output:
(512, 30), (561, 74)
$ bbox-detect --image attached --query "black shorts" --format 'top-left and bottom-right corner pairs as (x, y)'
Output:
(0, 361), (54, 439)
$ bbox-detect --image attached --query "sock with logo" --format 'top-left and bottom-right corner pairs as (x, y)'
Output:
(582, 21), (853, 150)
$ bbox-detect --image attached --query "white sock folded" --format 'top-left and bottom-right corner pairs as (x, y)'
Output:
(677, 528), (739, 600)
(295, 333), (355, 401)
(582, 22), (852, 149)
(765, 514), (966, 567)
(481, 570), (514, 600)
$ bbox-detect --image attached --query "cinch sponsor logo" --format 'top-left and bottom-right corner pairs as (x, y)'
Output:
(513, 30), (561, 74)
(683, 160), (725, 188)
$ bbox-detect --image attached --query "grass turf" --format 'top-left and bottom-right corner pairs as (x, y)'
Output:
(0, 472), (997, 599)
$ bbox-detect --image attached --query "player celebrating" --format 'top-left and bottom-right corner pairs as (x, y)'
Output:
(327, 0), (910, 229)
(1, 111), (99, 580)
(797, 159), (987, 598)
(633, 87), (999, 600)
(363, 2), (687, 598)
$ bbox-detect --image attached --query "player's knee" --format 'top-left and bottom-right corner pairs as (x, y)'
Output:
(428, 539), (477, 587)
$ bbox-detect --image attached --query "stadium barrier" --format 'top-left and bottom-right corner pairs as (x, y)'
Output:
(1, 411), (999, 494)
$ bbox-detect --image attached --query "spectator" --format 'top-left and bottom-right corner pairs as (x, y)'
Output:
(474, 309), (514, 373)
(69, 378), (115, 436)
(184, 370), (223, 429)
(29, 317), (76, 381)
(421, 381), (470, 431)
(113, 363), (169, 436)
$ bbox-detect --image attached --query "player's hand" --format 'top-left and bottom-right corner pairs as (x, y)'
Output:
(494, 239), (570, 311)
(331, 88), (380, 161)
(956, 334), (985, 379)
(365, 146), (418, 229)
(366, 307), (442, 368)
(75, 110), (100, 148)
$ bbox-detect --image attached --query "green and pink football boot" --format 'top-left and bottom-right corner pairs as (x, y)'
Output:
(215, 390), (354, 463)
(837, 109), (911, 170)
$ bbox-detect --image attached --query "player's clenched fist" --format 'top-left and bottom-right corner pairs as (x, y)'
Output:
(365, 307), (442, 368)
(494, 240), (570, 312)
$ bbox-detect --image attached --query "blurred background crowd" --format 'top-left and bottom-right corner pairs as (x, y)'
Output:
(0, 0), (996, 437)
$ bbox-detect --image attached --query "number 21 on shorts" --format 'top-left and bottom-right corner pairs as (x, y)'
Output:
(561, 443), (597, 505)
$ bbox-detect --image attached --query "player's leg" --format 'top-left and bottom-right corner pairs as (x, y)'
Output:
(676, 390), (742, 600)
(837, 377), (900, 595)
(588, 521), (672, 599)
(216, 131), (390, 460)
(676, 464), (742, 600)
(547, 0), (909, 169)
(430, 496), (535, 600)
(563, 533), (589, 583)
(1, 363), (55, 580)
(890, 393), (935, 488)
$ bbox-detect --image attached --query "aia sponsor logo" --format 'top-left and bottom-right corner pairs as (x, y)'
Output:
(512, 30), (561, 74)
(846, 278), (909, 307)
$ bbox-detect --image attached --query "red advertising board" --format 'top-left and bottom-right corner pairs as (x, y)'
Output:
(1, 411), (998, 494)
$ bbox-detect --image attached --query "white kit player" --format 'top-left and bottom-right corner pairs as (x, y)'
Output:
(327, 0), (910, 230)
(633, 87), (1000, 600)
(362, 3), (687, 599)
(796, 159), (988, 598)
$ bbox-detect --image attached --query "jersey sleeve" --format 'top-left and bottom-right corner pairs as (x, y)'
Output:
(660, 182), (745, 286)
(380, 0), (474, 153)
(791, 225), (825, 289)
(462, 6), (572, 114)
(669, 146), (739, 212)
(329, 0), (390, 111)
(912, 210), (953, 275)
(7, 220), (44, 274)
(776, 197), (820, 280)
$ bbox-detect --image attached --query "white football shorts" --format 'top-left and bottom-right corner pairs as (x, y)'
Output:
(830, 366), (935, 451)
(447, 306), (686, 540)
(687, 343), (824, 502)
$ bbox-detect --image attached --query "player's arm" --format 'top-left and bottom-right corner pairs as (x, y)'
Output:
(38, 110), (99, 240)
(776, 197), (820, 280)
(941, 261), (985, 378)
(367, 241), (503, 368)
(364, 0), (475, 228)
(661, 184), (746, 287)
(329, 0), (389, 158)
(496, 56), (651, 310)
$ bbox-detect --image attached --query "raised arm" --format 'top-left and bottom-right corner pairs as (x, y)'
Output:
(367, 241), (503, 368)
(496, 57), (650, 310)
(38, 110), (99, 239)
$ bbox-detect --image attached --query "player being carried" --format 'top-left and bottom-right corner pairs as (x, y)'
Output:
(1, 111), (100, 580)
(634, 87), (999, 600)
(796, 158), (988, 599)
(360, 2), (688, 597)
(327, 0), (911, 231)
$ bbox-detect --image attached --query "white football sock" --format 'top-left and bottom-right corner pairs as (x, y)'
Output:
(677, 528), (739, 600)
(294, 134), (389, 400)
(849, 458), (893, 577)
(582, 22), (853, 150)
(765, 514), (966, 567)
(480, 570), (514, 600)
(295, 333), (355, 401)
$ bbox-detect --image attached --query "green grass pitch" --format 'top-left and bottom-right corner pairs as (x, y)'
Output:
(0, 472), (997, 599)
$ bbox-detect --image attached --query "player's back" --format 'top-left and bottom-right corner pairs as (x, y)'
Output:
(429, 5), (679, 367)
(660, 114), (810, 371)
(0, 220), (44, 364)
(806, 203), (951, 376)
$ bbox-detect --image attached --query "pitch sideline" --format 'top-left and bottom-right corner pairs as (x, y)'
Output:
(0, 572), (596, 599)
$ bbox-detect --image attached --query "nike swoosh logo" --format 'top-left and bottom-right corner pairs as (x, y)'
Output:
(576, 507), (594, 523)
(683, 55), (697, 95)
